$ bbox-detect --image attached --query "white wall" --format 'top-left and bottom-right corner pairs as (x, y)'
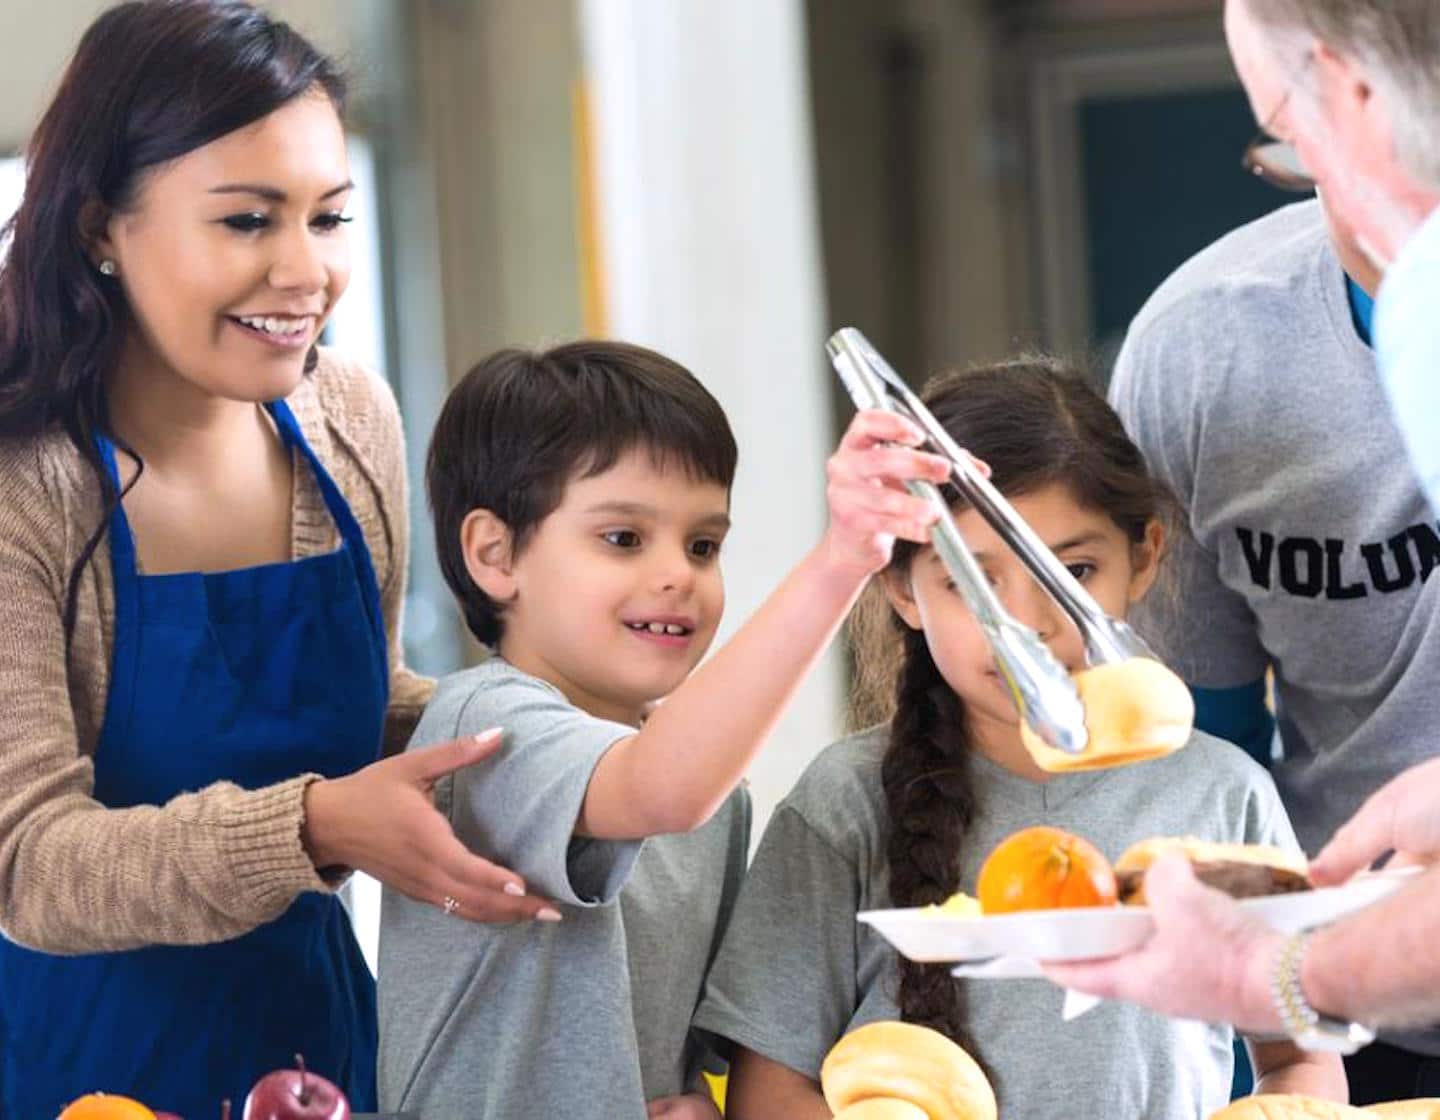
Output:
(0, 1), (356, 149)
(579, 0), (844, 845)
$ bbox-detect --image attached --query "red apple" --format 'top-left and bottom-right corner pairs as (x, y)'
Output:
(242, 1055), (348, 1120)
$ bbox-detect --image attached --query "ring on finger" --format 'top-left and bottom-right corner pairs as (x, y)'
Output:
(441, 894), (460, 916)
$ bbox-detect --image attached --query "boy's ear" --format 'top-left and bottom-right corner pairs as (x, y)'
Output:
(460, 509), (518, 603)
(1127, 518), (1167, 604)
(879, 567), (922, 631)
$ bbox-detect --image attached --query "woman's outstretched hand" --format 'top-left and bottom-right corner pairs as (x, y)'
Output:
(302, 728), (561, 923)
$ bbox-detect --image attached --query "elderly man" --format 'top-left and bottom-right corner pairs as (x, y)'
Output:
(1049, 0), (1440, 1104)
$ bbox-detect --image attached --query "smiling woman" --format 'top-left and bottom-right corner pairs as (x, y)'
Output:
(99, 92), (360, 574)
(0, 3), (550, 1118)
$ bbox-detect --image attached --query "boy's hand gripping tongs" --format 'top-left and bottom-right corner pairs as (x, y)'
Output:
(828, 328), (1158, 756)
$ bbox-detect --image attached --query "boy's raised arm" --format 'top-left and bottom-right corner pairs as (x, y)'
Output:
(577, 410), (950, 839)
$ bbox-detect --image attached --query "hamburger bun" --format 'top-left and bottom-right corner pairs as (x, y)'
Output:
(1019, 658), (1194, 773)
(821, 1021), (997, 1120)
(1207, 1096), (1371, 1119)
(834, 1101), (931, 1120)
(1115, 838), (1310, 905)
(1369, 1103), (1440, 1119)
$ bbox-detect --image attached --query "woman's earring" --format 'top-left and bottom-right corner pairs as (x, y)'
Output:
(97, 259), (117, 276)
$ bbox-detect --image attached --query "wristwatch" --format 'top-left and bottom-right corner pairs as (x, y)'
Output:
(1271, 931), (1376, 1054)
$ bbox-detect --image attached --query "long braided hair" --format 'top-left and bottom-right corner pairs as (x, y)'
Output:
(849, 355), (1178, 1056)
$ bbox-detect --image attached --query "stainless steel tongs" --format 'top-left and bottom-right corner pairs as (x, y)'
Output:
(828, 328), (1158, 755)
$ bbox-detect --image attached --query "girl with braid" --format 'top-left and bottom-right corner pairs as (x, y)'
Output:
(693, 358), (1346, 1118)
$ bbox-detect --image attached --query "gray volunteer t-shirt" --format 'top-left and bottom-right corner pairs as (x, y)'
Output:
(1110, 198), (1440, 856)
(694, 727), (1297, 1120)
(378, 659), (750, 1120)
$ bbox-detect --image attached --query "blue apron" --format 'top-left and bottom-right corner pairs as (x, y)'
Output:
(0, 400), (388, 1118)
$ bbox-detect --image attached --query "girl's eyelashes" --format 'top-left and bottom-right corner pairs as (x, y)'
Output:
(312, 211), (353, 232)
(944, 562), (1095, 591)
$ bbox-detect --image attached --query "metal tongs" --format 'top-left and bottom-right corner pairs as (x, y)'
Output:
(827, 328), (1157, 755)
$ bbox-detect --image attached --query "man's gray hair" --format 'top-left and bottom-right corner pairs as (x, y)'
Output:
(1247, 0), (1440, 188)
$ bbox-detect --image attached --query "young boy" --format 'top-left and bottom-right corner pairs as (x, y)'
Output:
(376, 341), (951, 1119)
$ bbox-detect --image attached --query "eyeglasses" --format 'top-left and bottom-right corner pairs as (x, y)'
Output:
(1241, 87), (1317, 193)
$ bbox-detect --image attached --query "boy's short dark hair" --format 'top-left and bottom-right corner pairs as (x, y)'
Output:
(427, 340), (739, 647)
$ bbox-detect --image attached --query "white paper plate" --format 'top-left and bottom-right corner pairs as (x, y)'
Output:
(858, 866), (1421, 964)
(1242, 866), (1419, 932)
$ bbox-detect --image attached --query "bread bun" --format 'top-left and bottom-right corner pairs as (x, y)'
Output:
(1115, 837), (1310, 905)
(1019, 658), (1194, 773)
(1208, 1095), (1440, 1119)
(1207, 1094), (1371, 1119)
(821, 1022), (997, 1120)
(1368, 1102), (1440, 1118)
(834, 1100), (931, 1120)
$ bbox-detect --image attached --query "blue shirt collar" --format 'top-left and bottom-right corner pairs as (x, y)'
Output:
(1346, 274), (1375, 347)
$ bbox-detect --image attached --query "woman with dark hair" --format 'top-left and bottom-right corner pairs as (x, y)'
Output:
(0, 2), (549, 1114)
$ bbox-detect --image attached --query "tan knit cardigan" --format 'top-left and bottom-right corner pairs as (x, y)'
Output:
(0, 349), (435, 953)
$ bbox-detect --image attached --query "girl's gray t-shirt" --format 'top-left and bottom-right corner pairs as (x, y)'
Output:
(693, 726), (1297, 1120)
(377, 659), (750, 1120)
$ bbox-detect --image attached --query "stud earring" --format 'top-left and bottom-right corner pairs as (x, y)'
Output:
(97, 259), (117, 276)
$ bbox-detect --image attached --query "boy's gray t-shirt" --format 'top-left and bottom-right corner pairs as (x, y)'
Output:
(378, 659), (750, 1119)
(694, 727), (1297, 1120)
(1109, 198), (1440, 857)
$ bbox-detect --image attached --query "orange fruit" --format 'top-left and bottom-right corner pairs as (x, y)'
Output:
(976, 826), (1117, 913)
(58, 1093), (158, 1120)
